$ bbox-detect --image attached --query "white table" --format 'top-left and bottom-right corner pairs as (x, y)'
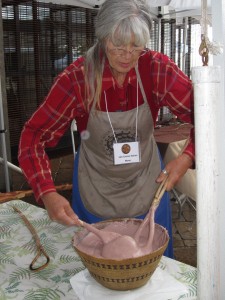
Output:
(0, 200), (197, 299)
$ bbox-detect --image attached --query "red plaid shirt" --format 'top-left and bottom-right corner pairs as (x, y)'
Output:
(18, 50), (194, 202)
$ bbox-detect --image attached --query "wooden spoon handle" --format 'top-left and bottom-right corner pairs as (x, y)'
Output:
(134, 176), (168, 240)
(151, 176), (168, 208)
(78, 220), (105, 241)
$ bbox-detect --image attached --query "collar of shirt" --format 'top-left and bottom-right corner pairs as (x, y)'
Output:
(102, 58), (138, 92)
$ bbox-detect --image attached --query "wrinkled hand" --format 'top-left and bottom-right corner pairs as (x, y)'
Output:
(156, 153), (194, 191)
(42, 192), (80, 226)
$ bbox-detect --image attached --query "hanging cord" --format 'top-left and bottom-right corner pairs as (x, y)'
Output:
(199, 0), (223, 66)
(11, 205), (50, 271)
(199, 0), (209, 66)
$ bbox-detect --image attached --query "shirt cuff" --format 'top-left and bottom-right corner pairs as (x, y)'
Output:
(30, 182), (57, 205)
(183, 142), (195, 168)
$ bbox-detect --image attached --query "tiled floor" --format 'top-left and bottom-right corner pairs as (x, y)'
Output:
(171, 199), (197, 267)
(10, 152), (197, 267)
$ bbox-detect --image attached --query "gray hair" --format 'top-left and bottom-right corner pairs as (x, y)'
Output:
(84, 0), (152, 110)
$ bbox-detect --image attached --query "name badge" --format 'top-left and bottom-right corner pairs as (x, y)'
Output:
(113, 141), (141, 165)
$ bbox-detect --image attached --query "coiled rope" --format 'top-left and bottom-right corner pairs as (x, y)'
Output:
(199, 0), (223, 66)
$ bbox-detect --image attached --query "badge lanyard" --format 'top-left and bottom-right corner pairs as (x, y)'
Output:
(104, 79), (140, 165)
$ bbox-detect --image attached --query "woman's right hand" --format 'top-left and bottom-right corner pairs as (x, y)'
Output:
(41, 192), (80, 226)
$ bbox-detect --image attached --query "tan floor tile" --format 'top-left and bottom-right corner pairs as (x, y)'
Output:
(182, 209), (196, 222)
(173, 233), (185, 247)
(184, 239), (197, 247)
(174, 247), (197, 267)
(174, 221), (196, 240)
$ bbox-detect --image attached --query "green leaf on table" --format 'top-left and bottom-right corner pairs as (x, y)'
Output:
(23, 288), (63, 300)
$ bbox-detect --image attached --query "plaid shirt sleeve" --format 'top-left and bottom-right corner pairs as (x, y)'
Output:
(18, 61), (85, 203)
(149, 51), (195, 160)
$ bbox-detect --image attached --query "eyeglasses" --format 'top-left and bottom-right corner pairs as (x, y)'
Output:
(107, 47), (147, 57)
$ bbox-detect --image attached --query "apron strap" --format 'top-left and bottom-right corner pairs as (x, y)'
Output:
(135, 65), (148, 104)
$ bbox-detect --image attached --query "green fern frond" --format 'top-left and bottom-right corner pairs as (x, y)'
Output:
(31, 263), (59, 281)
(19, 239), (37, 253)
(13, 234), (57, 258)
(45, 224), (66, 234)
(5, 281), (21, 291)
(0, 214), (21, 227)
(70, 266), (85, 276)
(0, 253), (14, 265)
(186, 283), (197, 296)
(38, 236), (58, 258)
(59, 254), (81, 264)
(13, 202), (30, 210)
(62, 266), (85, 280)
(11, 244), (34, 257)
(0, 207), (16, 216)
(9, 267), (31, 284)
(31, 218), (52, 230)
(0, 243), (15, 264)
(0, 225), (12, 239)
(158, 260), (166, 270)
(50, 275), (62, 284)
(178, 269), (197, 285)
(23, 288), (63, 300)
(176, 266), (197, 298)
(0, 243), (13, 254)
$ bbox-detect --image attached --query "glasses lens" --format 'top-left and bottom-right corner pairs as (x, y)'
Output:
(117, 49), (126, 56)
(108, 47), (147, 57)
(108, 49), (127, 56)
(135, 50), (144, 56)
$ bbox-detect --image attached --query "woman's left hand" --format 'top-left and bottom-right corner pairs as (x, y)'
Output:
(156, 153), (194, 191)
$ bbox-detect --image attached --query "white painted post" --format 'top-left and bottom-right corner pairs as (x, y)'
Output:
(191, 66), (221, 299)
(212, 1), (225, 298)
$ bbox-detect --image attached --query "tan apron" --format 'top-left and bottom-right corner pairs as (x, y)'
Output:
(78, 66), (161, 218)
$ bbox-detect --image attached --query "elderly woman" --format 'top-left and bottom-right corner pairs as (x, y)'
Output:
(18, 0), (194, 258)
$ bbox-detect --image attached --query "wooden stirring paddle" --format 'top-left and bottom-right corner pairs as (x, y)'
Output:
(79, 220), (122, 244)
(134, 175), (168, 243)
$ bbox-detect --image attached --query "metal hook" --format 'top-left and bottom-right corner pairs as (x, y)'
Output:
(199, 35), (209, 66)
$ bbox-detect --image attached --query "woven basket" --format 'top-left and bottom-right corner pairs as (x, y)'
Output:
(73, 218), (169, 291)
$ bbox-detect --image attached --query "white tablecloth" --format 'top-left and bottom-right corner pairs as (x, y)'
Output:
(0, 200), (197, 299)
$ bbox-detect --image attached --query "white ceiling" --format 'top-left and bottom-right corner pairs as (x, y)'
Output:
(38, 0), (211, 17)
